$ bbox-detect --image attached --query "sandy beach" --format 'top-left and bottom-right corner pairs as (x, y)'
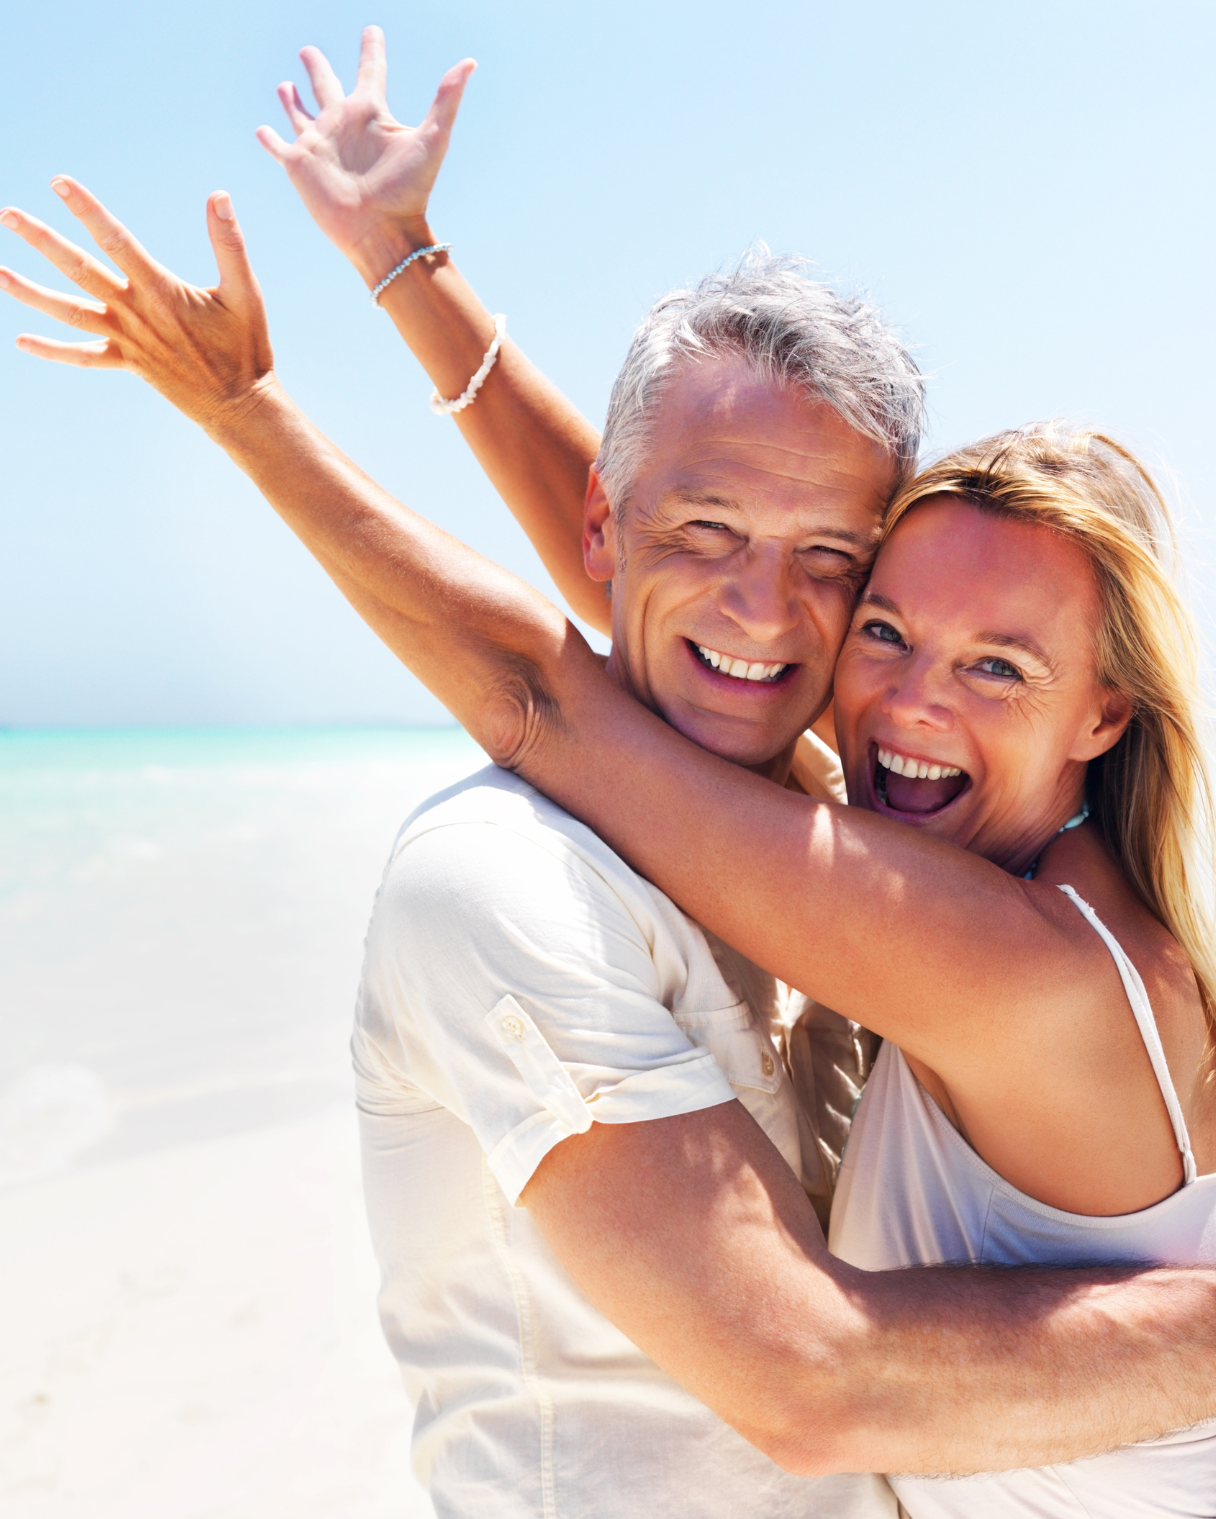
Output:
(0, 727), (485, 1517)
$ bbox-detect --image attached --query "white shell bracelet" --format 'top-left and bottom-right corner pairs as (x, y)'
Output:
(370, 242), (452, 304)
(430, 315), (507, 416)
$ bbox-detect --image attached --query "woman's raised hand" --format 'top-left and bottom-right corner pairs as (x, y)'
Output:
(0, 179), (275, 434)
(257, 26), (476, 284)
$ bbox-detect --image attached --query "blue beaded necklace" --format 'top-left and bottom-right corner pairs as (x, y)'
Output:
(1022, 804), (1090, 881)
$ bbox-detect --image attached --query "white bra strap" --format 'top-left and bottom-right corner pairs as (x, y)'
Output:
(1057, 885), (1197, 1184)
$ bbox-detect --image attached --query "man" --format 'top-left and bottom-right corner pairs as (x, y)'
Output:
(352, 270), (905, 1517)
(263, 30), (909, 1220)
(4, 60), (1216, 1519)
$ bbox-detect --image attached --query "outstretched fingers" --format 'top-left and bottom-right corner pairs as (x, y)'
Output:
(206, 193), (265, 322)
(277, 81), (315, 135)
(47, 178), (165, 288)
(255, 124), (292, 164)
(14, 332), (122, 368)
(355, 25), (387, 99)
(422, 58), (477, 142)
(0, 204), (124, 302)
(0, 265), (111, 335)
(299, 45), (345, 110)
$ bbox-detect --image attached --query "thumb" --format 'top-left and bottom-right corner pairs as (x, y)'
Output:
(207, 192), (260, 308)
(422, 58), (476, 144)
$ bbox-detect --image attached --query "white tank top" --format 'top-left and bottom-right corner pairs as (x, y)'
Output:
(829, 885), (1216, 1517)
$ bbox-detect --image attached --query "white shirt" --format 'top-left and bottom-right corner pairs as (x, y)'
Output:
(353, 765), (895, 1519)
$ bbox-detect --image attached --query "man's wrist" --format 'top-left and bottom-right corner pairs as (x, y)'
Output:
(350, 217), (440, 290)
(202, 372), (293, 453)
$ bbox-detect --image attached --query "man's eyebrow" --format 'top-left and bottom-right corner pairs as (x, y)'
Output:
(666, 489), (874, 546)
(669, 488), (740, 510)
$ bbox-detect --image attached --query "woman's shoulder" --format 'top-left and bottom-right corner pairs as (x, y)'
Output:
(1036, 822), (1212, 1159)
(1035, 824), (1193, 988)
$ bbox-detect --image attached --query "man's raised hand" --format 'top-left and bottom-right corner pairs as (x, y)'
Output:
(257, 25), (475, 286)
(0, 179), (275, 435)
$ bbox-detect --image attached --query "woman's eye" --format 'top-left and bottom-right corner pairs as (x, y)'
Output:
(976, 656), (1022, 681)
(862, 619), (906, 646)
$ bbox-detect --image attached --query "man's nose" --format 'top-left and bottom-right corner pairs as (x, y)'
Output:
(718, 546), (800, 644)
(882, 655), (953, 732)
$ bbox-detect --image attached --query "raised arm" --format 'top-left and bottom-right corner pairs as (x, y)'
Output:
(0, 178), (1174, 1174)
(5, 181), (1216, 1473)
(257, 26), (609, 632)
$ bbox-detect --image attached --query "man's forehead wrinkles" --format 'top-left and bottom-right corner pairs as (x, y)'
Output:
(670, 440), (879, 487)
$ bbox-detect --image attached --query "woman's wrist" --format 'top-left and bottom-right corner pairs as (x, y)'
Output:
(350, 216), (439, 290)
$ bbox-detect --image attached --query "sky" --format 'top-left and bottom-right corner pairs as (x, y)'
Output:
(1, 0), (1214, 727)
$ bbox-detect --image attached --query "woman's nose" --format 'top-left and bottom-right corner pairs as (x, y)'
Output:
(882, 658), (952, 731)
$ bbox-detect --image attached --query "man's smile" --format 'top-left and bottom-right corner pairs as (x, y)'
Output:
(688, 640), (795, 685)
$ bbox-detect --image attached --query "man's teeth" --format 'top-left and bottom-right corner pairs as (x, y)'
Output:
(696, 645), (788, 682)
(877, 747), (962, 780)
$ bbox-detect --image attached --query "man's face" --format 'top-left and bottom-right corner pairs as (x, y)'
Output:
(584, 356), (896, 776)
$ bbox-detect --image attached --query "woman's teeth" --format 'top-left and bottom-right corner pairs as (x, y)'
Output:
(695, 644), (789, 682)
(876, 747), (962, 781)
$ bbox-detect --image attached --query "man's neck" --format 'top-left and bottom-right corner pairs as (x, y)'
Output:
(742, 741), (799, 787)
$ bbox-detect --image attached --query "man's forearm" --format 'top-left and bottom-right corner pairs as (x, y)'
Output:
(823, 1259), (1216, 1476)
(526, 1104), (1216, 1480)
(348, 218), (609, 631)
(208, 376), (577, 752)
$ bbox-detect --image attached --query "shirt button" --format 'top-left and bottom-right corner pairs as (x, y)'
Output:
(501, 1014), (524, 1041)
(760, 1052), (775, 1077)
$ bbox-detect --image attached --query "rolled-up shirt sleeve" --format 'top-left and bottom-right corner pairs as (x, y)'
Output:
(354, 815), (736, 1204)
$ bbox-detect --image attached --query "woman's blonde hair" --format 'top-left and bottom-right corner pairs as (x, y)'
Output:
(885, 424), (1216, 1048)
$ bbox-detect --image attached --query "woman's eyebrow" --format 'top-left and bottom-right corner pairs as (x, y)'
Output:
(858, 591), (902, 614)
(975, 631), (1055, 670)
(858, 596), (1056, 670)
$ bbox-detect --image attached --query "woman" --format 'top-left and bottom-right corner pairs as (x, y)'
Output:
(2, 182), (1215, 1514)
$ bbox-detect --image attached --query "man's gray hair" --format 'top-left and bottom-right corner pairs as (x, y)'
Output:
(595, 250), (925, 512)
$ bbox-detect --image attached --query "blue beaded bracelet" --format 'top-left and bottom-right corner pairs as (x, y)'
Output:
(370, 242), (452, 304)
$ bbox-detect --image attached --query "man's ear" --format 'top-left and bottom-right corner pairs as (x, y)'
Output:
(583, 467), (617, 584)
(1069, 688), (1134, 763)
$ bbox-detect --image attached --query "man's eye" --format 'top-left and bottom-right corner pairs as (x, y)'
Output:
(862, 619), (905, 646)
(688, 519), (731, 533)
(800, 546), (857, 578)
(976, 657), (1023, 681)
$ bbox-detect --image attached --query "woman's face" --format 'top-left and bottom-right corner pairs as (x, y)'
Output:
(833, 496), (1131, 874)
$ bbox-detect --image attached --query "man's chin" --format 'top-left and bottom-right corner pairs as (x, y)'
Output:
(665, 706), (805, 778)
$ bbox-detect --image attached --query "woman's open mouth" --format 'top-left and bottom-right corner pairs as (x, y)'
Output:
(873, 743), (969, 816)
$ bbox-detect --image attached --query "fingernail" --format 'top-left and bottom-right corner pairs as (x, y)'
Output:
(0, 271), (10, 288)
(0, 211), (17, 229)
(214, 192), (235, 221)
(51, 178), (70, 198)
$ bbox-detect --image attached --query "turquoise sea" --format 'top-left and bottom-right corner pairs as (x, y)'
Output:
(0, 725), (484, 1186)
(1, 727), (492, 1518)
